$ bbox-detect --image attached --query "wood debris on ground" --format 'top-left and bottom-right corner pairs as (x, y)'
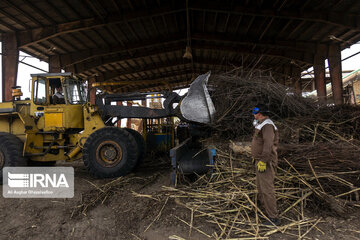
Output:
(163, 71), (360, 239)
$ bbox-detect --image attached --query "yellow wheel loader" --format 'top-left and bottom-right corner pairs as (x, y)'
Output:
(0, 72), (215, 182)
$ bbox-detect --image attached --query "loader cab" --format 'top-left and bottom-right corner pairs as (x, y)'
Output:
(32, 73), (87, 106)
(30, 73), (87, 131)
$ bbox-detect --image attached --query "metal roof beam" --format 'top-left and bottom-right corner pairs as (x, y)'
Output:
(192, 2), (360, 32)
(115, 78), (192, 93)
(102, 63), (295, 93)
(16, 2), (360, 52)
(95, 69), (192, 85)
(0, 8), (29, 29)
(55, 35), (313, 72)
(191, 32), (317, 53)
(17, 3), (185, 48)
(73, 43), (312, 74)
(22, 0), (57, 25)
(58, 34), (186, 67)
(3, 0), (43, 27)
(197, 44), (314, 64)
(109, 72), (194, 92)
(100, 61), (193, 81)
(0, 19), (18, 31)
(98, 59), (291, 83)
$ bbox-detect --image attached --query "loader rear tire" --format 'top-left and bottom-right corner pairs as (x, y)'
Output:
(83, 127), (139, 178)
(0, 132), (27, 184)
(124, 128), (146, 168)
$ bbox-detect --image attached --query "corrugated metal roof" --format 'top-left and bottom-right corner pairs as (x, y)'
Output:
(1, 0), (360, 93)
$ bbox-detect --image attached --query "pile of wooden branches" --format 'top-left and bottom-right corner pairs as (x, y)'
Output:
(278, 107), (360, 144)
(208, 71), (315, 139)
(208, 71), (360, 141)
(278, 143), (360, 202)
(161, 71), (360, 238)
(164, 146), (360, 239)
(71, 173), (161, 217)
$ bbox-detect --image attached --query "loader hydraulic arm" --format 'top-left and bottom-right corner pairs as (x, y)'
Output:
(96, 91), (181, 119)
(95, 72), (215, 124)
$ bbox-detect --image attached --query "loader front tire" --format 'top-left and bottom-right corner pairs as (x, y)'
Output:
(124, 128), (146, 168)
(0, 132), (27, 184)
(83, 127), (138, 178)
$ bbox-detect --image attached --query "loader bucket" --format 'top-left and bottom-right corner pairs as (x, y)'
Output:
(180, 72), (215, 124)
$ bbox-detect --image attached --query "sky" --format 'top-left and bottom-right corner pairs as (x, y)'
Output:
(1, 42), (360, 100)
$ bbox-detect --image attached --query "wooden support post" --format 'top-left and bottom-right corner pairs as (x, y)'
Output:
(88, 77), (96, 105)
(127, 101), (132, 128)
(2, 33), (19, 102)
(117, 101), (122, 128)
(49, 55), (61, 73)
(314, 46), (327, 104)
(328, 44), (343, 105)
(65, 64), (76, 73)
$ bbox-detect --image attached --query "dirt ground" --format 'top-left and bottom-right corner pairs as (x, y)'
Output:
(1, 157), (360, 240)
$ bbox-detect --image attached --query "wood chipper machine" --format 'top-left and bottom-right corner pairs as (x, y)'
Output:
(0, 72), (215, 182)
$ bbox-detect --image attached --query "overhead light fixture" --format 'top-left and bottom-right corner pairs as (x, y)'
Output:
(183, 0), (192, 60)
(329, 35), (351, 45)
(47, 46), (56, 53)
(329, 35), (345, 42)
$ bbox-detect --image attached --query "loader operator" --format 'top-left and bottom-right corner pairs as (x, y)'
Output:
(251, 104), (280, 226)
(53, 86), (65, 104)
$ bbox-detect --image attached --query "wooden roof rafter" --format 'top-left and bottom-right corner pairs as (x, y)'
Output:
(1, 0), (360, 93)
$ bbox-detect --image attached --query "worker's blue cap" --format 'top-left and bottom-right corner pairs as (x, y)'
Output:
(252, 107), (260, 114)
(252, 104), (269, 115)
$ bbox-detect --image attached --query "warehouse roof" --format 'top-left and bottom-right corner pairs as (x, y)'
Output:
(1, 0), (360, 93)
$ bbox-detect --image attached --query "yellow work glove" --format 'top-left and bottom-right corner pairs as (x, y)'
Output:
(257, 161), (266, 172)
